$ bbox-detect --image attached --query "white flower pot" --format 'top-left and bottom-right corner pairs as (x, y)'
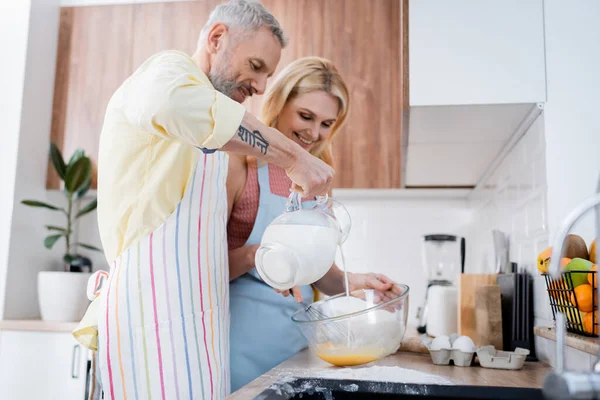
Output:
(38, 271), (91, 322)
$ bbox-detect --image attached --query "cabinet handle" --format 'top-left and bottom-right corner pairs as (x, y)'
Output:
(71, 345), (81, 379)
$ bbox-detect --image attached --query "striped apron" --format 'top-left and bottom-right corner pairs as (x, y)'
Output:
(98, 151), (230, 400)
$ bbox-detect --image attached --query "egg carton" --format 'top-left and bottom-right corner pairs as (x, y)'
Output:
(428, 348), (475, 367)
(422, 333), (475, 367)
(475, 345), (530, 370)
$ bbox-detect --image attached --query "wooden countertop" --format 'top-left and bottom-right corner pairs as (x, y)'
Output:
(227, 349), (553, 399)
(534, 325), (600, 356)
(0, 320), (78, 333)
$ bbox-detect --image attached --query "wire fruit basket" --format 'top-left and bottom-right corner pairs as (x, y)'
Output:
(544, 270), (598, 337)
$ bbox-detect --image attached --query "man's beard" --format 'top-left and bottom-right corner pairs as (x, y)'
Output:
(208, 49), (241, 100)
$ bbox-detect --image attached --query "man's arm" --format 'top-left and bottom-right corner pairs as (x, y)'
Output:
(222, 111), (334, 198)
(122, 52), (333, 197)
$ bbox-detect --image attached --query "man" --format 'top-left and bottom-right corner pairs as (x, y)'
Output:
(91, 1), (333, 399)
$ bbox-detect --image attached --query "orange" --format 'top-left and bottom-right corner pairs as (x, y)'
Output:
(584, 310), (598, 335)
(561, 258), (572, 268)
(588, 265), (598, 288)
(571, 284), (597, 312)
(591, 239), (597, 264)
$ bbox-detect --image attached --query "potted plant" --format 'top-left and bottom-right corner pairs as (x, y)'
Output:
(21, 143), (102, 322)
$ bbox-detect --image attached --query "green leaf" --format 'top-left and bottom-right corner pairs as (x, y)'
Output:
(76, 178), (91, 199)
(44, 234), (64, 249)
(50, 143), (67, 180)
(75, 199), (97, 219)
(45, 225), (68, 233)
(65, 157), (92, 194)
(67, 149), (85, 169)
(77, 243), (102, 252)
(21, 200), (62, 211)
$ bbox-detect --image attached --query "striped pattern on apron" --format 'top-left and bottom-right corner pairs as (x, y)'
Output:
(98, 151), (230, 400)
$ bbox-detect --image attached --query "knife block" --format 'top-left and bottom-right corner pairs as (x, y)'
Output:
(497, 272), (537, 361)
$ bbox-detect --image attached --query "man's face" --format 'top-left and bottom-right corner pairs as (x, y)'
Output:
(209, 26), (282, 103)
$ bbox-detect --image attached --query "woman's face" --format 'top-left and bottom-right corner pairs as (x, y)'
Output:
(275, 90), (340, 153)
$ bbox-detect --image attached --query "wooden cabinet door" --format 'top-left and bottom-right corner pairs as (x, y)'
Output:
(49, 0), (407, 189)
(48, 5), (135, 190)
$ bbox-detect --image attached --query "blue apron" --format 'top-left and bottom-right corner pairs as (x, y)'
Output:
(229, 162), (315, 392)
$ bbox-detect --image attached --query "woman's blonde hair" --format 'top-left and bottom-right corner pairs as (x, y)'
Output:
(260, 57), (350, 168)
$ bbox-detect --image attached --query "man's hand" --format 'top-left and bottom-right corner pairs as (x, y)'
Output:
(222, 112), (334, 199)
(285, 150), (334, 198)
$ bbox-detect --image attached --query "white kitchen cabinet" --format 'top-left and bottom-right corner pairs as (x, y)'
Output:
(0, 330), (88, 400)
(405, 0), (546, 187)
(409, 0), (546, 106)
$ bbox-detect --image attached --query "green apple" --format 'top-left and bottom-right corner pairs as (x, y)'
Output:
(564, 258), (594, 288)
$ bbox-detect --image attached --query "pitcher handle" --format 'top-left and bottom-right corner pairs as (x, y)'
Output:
(315, 194), (329, 204)
(286, 190), (302, 212)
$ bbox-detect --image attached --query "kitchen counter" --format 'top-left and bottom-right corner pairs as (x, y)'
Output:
(0, 319), (78, 332)
(535, 325), (600, 355)
(227, 349), (553, 399)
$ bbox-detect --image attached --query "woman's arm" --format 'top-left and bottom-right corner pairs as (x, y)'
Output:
(315, 266), (395, 296)
(312, 264), (346, 295)
(285, 266), (396, 302)
(229, 244), (260, 280)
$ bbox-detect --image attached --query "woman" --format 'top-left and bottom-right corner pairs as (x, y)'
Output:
(226, 57), (395, 391)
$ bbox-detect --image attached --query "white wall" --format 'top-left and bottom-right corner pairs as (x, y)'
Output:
(468, 114), (551, 326)
(535, 0), (600, 371)
(0, 1), (33, 321)
(1, 0), (108, 320)
(334, 193), (473, 326)
(465, 0), (600, 370)
(543, 0), (600, 244)
(2, 0), (62, 319)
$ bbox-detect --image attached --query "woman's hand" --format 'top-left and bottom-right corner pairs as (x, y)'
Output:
(275, 287), (304, 303)
(275, 272), (397, 304)
(347, 272), (395, 292)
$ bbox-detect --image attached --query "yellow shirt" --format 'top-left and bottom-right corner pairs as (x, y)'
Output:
(97, 50), (245, 264)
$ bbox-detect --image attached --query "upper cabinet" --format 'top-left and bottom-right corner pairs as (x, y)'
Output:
(404, 0), (546, 188)
(48, 0), (408, 190)
(409, 0), (546, 106)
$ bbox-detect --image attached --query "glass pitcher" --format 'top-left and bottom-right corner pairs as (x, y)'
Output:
(255, 191), (352, 290)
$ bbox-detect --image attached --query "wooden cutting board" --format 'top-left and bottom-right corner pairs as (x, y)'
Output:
(458, 273), (498, 340)
(474, 284), (503, 348)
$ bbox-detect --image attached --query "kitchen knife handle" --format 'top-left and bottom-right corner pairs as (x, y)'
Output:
(460, 237), (466, 273)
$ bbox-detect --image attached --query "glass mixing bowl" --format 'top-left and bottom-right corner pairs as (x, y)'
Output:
(291, 283), (410, 367)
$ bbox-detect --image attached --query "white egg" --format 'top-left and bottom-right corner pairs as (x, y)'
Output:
(430, 335), (451, 350)
(452, 336), (476, 352)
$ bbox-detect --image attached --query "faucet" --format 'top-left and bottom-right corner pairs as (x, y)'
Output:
(543, 173), (600, 399)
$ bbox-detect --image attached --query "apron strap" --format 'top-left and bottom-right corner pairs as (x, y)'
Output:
(86, 270), (109, 301)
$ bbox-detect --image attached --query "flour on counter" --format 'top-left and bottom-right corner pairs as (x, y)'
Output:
(313, 366), (454, 385)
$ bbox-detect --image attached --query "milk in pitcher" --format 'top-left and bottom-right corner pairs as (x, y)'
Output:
(257, 223), (338, 290)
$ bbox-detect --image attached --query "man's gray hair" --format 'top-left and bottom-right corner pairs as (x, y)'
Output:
(198, 0), (287, 49)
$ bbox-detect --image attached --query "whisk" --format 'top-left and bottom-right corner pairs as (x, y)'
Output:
(301, 301), (355, 343)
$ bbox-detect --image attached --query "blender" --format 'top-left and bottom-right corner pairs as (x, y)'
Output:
(416, 234), (466, 335)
